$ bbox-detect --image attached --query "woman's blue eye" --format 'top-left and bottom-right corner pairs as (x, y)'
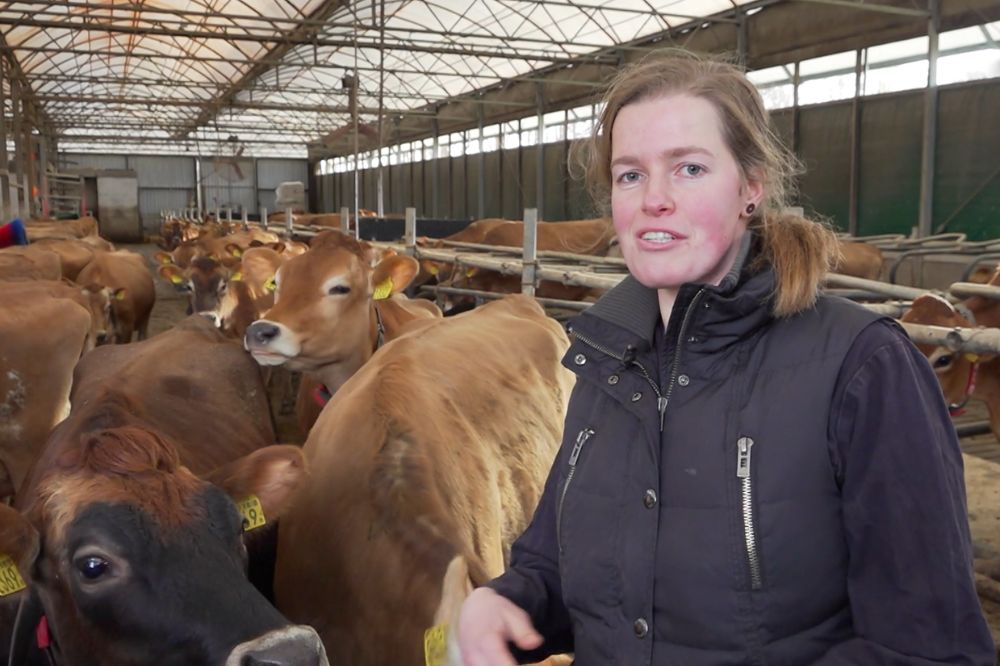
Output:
(682, 164), (704, 176)
(618, 171), (640, 184)
(77, 556), (109, 580)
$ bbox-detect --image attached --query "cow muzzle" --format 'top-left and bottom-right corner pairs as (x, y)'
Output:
(244, 320), (300, 365)
(226, 625), (329, 666)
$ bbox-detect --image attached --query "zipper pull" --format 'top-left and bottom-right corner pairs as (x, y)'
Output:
(736, 436), (754, 478)
(657, 396), (668, 431)
(568, 428), (594, 465)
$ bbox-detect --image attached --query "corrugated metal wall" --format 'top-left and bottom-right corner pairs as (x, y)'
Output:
(257, 158), (310, 214)
(200, 157), (256, 215)
(58, 153), (309, 233)
(316, 78), (1000, 238)
(131, 155), (196, 232)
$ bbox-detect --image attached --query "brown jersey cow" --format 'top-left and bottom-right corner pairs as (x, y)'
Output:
(0, 315), (318, 666)
(273, 295), (573, 665)
(76, 250), (156, 343)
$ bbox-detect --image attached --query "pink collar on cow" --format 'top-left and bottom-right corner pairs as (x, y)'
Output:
(312, 383), (333, 408)
(948, 357), (980, 417)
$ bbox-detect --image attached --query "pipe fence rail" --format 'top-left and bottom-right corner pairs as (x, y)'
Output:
(159, 208), (1000, 356)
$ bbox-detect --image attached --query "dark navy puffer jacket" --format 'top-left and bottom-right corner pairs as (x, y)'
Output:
(490, 248), (994, 664)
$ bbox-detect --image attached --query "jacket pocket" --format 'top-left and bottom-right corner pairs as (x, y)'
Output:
(556, 428), (623, 610)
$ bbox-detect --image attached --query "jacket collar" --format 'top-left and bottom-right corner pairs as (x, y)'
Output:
(571, 232), (773, 354)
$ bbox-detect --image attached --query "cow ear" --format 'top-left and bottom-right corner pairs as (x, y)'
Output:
(225, 243), (243, 258)
(204, 445), (308, 524)
(158, 264), (184, 285)
(152, 251), (174, 266)
(0, 503), (39, 584)
(908, 294), (959, 323)
(268, 242), (286, 254)
(371, 254), (419, 298)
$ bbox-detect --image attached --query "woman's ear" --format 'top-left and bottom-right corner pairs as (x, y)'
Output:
(742, 171), (765, 210)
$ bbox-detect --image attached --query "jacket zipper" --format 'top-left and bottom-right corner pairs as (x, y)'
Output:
(572, 288), (705, 432)
(556, 427), (594, 554)
(569, 328), (666, 429)
(737, 436), (762, 590)
(659, 289), (706, 427)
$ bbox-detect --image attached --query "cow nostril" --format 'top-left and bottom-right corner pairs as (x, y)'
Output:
(248, 322), (281, 346)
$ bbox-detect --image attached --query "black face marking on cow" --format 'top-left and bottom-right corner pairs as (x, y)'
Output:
(39, 487), (286, 666)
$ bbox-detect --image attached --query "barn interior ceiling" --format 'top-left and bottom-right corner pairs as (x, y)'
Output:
(0, 0), (997, 159)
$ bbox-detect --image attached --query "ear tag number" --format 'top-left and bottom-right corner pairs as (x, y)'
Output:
(0, 555), (26, 597)
(373, 278), (393, 301)
(423, 623), (448, 666)
(237, 495), (267, 532)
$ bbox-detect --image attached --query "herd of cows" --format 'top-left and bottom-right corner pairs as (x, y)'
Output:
(0, 212), (996, 665)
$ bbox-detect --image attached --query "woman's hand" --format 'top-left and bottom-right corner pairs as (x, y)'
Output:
(454, 587), (543, 666)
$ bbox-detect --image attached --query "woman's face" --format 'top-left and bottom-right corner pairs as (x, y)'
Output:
(609, 93), (762, 293)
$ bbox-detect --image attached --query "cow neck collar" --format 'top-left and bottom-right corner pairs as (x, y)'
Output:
(372, 301), (386, 352)
(948, 355), (980, 416)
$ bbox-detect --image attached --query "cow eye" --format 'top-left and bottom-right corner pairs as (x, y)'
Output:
(328, 285), (350, 295)
(933, 354), (953, 369)
(76, 556), (110, 581)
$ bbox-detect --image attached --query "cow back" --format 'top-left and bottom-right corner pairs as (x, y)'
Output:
(19, 316), (275, 499)
(0, 294), (91, 497)
(275, 294), (573, 664)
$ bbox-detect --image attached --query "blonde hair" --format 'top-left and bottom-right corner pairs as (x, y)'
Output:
(578, 49), (838, 317)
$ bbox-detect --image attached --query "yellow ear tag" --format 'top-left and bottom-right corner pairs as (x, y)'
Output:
(965, 353), (980, 363)
(159, 256), (172, 265)
(116, 290), (127, 300)
(465, 267), (476, 278)
(237, 495), (266, 532)
(423, 624), (448, 666)
(0, 555), (26, 597)
(373, 278), (393, 301)
(428, 264), (439, 275)
(229, 271), (242, 282)
(231, 247), (242, 258)
(169, 274), (183, 285)
(264, 276), (277, 292)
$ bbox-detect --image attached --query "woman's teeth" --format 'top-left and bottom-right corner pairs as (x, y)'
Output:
(641, 231), (675, 243)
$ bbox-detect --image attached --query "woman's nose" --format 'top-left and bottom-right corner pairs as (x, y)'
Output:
(641, 182), (674, 215)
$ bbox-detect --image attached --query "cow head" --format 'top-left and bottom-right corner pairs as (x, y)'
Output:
(159, 257), (237, 325)
(243, 236), (418, 382)
(900, 294), (984, 410)
(1, 428), (327, 666)
(78, 284), (115, 346)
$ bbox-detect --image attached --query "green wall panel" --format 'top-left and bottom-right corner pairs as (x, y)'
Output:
(543, 142), (568, 221)
(858, 93), (923, 236)
(797, 101), (852, 231)
(935, 81), (1000, 240)
(466, 154), (483, 218)
(501, 148), (521, 219)
(451, 155), (468, 219)
(483, 151), (501, 218)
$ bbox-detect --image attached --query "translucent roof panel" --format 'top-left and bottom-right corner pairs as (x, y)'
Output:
(0, 0), (756, 157)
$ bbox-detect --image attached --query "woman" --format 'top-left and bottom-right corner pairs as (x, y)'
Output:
(454, 51), (994, 665)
